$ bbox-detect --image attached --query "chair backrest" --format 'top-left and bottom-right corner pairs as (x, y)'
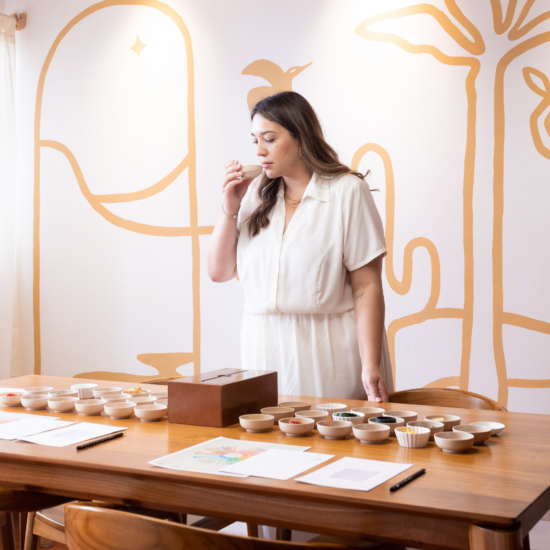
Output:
(64, 502), (350, 550)
(388, 388), (507, 411)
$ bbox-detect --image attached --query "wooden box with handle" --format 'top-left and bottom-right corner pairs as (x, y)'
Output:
(168, 368), (278, 428)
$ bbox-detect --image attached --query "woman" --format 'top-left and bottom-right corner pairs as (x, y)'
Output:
(205, 92), (393, 402)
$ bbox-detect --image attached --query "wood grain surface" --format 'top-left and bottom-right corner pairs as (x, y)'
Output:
(1, 375), (549, 550)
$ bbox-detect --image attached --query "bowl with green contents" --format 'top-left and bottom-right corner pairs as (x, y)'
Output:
(332, 411), (365, 426)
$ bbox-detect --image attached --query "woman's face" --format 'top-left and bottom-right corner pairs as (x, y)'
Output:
(251, 114), (303, 179)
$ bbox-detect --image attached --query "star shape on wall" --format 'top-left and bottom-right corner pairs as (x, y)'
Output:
(130, 36), (146, 56)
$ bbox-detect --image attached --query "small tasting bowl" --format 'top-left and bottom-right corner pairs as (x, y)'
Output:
(156, 398), (168, 413)
(453, 425), (491, 445)
(92, 387), (122, 398)
(261, 407), (295, 423)
(407, 420), (444, 440)
(317, 420), (353, 440)
(23, 386), (54, 395)
(102, 393), (132, 404)
(395, 426), (430, 449)
(104, 401), (136, 419)
(353, 423), (390, 444)
(278, 417), (315, 437)
(279, 401), (310, 412)
(368, 416), (404, 435)
(135, 404), (167, 422)
(150, 392), (168, 399)
(75, 399), (106, 416)
(351, 407), (385, 420)
(384, 410), (418, 423)
(48, 389), (78, 398)
(0, 392), (24, 407)
(21, 394), (49, 410)
(47, 396), (78, 412)
(241, 165), (263, 179)
(434, 431), (474, 453)
(424, 414), (461, 431)
(333, 411), (365, 425)
(469, 421), (505, 436)
(131, 396), (157, 406)
(70, 384), (98, 399)
(295, 410), (328, 425)
(316, 403), (347, 414)
(124, 389), (152, 397)
(239, 414), (274, 433)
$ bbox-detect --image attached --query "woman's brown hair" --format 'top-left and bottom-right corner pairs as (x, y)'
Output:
(247, 91), (367, 237)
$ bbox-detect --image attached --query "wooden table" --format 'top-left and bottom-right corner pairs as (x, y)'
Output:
(1, 375), (549, 550)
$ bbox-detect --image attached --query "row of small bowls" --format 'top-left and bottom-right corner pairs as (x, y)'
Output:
(240, 402), (505, 453)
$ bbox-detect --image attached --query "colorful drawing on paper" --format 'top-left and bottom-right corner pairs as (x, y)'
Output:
(193, 445), (265, 467)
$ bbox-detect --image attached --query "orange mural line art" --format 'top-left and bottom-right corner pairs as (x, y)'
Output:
(491, 0), (550, 404)
(490, 0), (518, 35)
(523, 67), (550, 160)
(355, 1), (480, 391)
(242, 60), (312, 112)
(34, 0), (210, 378)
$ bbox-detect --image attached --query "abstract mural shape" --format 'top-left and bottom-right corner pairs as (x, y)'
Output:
(356, 0), (550, 405)
(34, 0), (210, 380)
(130, 35), (146, 56)
(242, 59), (312, 112)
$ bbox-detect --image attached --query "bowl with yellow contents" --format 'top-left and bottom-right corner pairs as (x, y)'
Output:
(395, 426), (431, 448)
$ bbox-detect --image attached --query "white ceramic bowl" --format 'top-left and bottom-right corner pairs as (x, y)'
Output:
(23, 386), (54, 395)
(102, 393), (132, 403)
(261, 407), (295, 423)
(317, 420), (353, 440)
(425, 414), (461, 431)
(47, 396), (78, 412)
(453, 424), (491, 445)
(351, 407), (385, 420)
(469, 421), (505, 436)
(384, 410), (418, 423)
(239, 414), (274, 433)
(135, 404), (167, 422)
(21, 394), (49, 410)
(48, 389), (78, 398)
(131, 396), (157, 406)
(92, 387), (122, 398)
(0, 392), (24, 407)
(316, 403), (347, 415)
(104, 401), (136, 419)
(150, 392), (168, 399)
(368, 416), (404, 435)
(75, 399), (105, 416)
(242, 165), (263, 179)
(278, 417), (315, 437)
(353, 423), (390, 444)
(123, 388), (151, 397)
(434, 431), (474, 453)
(278, 401), (310, 412)
(70, 383), (98, 399)
(407, 420), (444, 440)
(156, 398), (168, 413)
(333, 411), (366, 425)
(295, 410), (328, 425)
(395, 426), (430, 448)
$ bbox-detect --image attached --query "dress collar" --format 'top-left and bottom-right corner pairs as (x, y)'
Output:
(277, 172), (331, 202)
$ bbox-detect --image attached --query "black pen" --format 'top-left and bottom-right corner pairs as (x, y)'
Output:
(76, 432), (124, 450)
(389, 468), (426, 492)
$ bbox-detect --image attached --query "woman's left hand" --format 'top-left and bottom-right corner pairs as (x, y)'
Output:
(362, 368), (389, 402)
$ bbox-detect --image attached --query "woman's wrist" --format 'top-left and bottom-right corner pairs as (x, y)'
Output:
(362, 363), (381, 375)
(222, 204), (239, 219)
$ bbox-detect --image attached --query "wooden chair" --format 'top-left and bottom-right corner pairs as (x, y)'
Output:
(0, 488), (73, 550)
(388, 388), (507, 411)
(64, 501), (364, 550)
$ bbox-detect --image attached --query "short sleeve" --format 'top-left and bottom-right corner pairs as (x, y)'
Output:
(342, 177), (387, 271)
(236, 176), (262, 234)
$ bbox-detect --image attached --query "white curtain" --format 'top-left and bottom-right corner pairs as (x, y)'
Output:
(0, 14), (19, 379)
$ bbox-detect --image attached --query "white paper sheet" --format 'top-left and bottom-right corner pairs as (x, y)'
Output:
(149, 436), (310, 477)
(19, 422), (127, 447)
(219, 449), (335, 480)
(296, 457), (412, 492)
(0, 411), (66, 440)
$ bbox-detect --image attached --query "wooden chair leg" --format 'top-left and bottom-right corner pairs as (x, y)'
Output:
(0, 512), (16, 550)
(23, 511), (39, 550)
(523, 534), (530, 550)
(276, 527), (292, 541)
(247, 523), (259, 538)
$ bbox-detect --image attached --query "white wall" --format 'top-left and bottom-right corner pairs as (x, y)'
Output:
(6, 0), (550, 412)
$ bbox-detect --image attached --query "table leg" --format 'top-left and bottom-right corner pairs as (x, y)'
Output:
(470, 524), (523, 550)
(247, 523), (259, 538)
(1, 512), (16, 550)
(20, 512), (27, 549)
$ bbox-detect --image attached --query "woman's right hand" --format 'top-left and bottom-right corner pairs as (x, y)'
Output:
(222, 161), (253, 217)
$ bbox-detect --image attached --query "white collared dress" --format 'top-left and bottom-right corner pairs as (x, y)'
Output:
(236, 172), (394, 399)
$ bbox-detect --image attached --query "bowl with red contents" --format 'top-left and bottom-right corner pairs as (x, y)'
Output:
(0, 392), (24, 407)
(278, 417), (315, 437)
